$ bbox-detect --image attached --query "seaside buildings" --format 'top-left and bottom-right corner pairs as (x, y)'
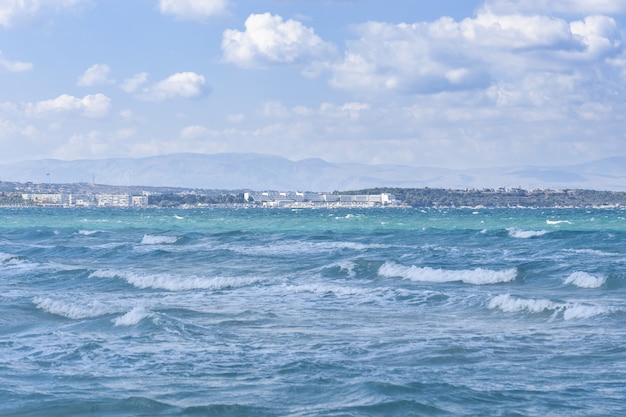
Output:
(21, 192), (149, 207)
(244, 191), (397, 207)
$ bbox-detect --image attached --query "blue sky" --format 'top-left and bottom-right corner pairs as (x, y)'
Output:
(1, 0), (625, 169)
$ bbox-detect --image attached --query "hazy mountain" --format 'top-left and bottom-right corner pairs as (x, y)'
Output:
(0, 153), (625, 191)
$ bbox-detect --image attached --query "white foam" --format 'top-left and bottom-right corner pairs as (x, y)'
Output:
(565, 248), (615, 257)
(333, 260), (356, 277)
(113, 306), (151, 326)
(90, 269), (260, 291)
(228, 240), (389, 256)
(563, 304), (611, 320)
(0, 252), (19, 263)
(78, 230), (100, 236)
(564, 271), (606, 288)
(33, 297), (117, 319)
(546, 220), (572, 225)
(379, 262), (517, 285)
(507, 228), (549, 238)
(488, 294), (613, 320)
(141, 234), (179, 245)
(285, 283), (368, 296)
(488, 294), (557, 313)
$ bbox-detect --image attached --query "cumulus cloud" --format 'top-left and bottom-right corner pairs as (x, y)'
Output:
(222, 13), (334, 68)
(138, 72), (207, 101)
(77, 63), (114, 87)
(483, 0), (626, 15)
(0, 0), (89, 28)
(0, 51), (32, 72)
(26, 93), (111, 118)
(121, 72), (149, 93)
(329, 11), (624, 95)
(0, 118), (38, 137)
(158, 0), (228, 21)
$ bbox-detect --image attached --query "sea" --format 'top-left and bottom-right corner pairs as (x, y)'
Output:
(1, 207), (625, 416)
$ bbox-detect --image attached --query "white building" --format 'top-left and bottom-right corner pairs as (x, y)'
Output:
(97, 194), (131, 207)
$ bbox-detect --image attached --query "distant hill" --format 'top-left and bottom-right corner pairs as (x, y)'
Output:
(0, 153), (625, 191)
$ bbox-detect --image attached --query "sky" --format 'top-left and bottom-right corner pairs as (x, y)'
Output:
(1, 0), (626, 169)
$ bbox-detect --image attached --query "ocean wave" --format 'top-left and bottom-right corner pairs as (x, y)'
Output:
(141, 234), (179, 245)
(33, 297), (118, 320)
(488, 294), (613, 320)
(0, 252), (20, 263)
(228, 240), (389, 256)
(546, 220), (572, 225)
(564, 271), (606, 288)
(328, 260), (357, 278)
(90, 269), (261, 291)
(379, 262), (517, 285)
(113, 306), (152, 326)
(507, 228), (549, 238)
(565, 248), (616, 257)
(78, 230), (101, 236)
(284, 283), (368, 296)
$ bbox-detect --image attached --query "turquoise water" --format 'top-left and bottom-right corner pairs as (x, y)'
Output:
(1, 207), (625, 416)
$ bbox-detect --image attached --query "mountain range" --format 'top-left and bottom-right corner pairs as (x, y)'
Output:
(0, 153), (625, 192)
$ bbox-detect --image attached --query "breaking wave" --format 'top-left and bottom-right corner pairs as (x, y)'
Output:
(141, 234), (179, 245)
(507, 228), (549, 238)
(113, 306), (152, 326)
(90, 269), (261, 291)
(564, 271), (606, 288)
(488, 294), (613, 320)
(33, 297), (119, 320)
(379, 262), (517, 285)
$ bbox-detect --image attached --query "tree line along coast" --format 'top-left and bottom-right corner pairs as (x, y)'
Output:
(1, 181), (626, 208)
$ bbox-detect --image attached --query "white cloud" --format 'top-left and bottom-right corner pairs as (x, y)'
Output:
(329, 11), (624, 95)
(0, 118), (38, 137)
(158, 0), (228, 21)
(77, 63), (114, 87)
(0, 51), (32, 72)
(0, 0), (89, 28)
(483, 0), (626, 15)
(26, 93), (111, 118)
(121, 72), (149, 93)
(180, 125), (214, 139)
(53, 130), (109, 160)
(227, 113), (244, 123)
(222, 13), (334, 68)
(139, 72), (207, 101)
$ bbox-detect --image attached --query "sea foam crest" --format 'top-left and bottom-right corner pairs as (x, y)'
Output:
(33, 297), (117, 319)
(546, 220), (572, 225)
(564, 271), (606, 288)
(379, 262), (517, 285)
(113, 306), (151, 326)
(91, 269), (260, 291)
(488, 294), (612, 320)
(78, 230), (100, 236)
(285, 283), (368, 296)
(507, 228), (549, 238)
(0, 252), (19, 263)
(141, 234), (179, 245)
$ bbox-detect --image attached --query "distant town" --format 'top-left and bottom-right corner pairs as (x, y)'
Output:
(2, 180), (626, 208)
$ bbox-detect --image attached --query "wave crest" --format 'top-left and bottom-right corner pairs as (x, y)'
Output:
(379, 262), (517, 285)
(488, 294), (613, 320)
(90, 269), (260, 291)
(33, 297), (117, 319)
(141, 234), (179, 245)
(113, 306), (152, 326)
(507, 228), (549, 238)
(564, 271), (606, 288)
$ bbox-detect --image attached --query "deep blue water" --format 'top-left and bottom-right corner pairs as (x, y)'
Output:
(1, 207), (625, 416)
